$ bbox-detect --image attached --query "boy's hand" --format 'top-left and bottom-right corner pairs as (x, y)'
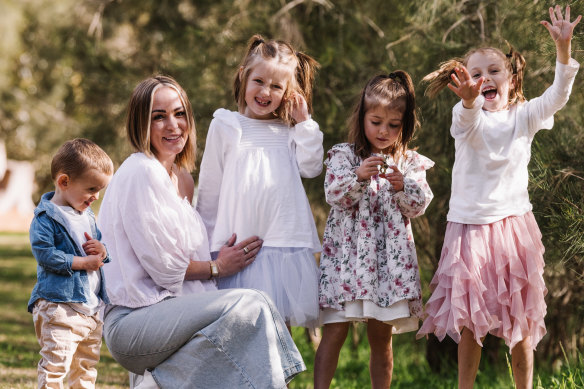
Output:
(541, 5), (582, 64)
(71, 254), (104, 271)
(82, 232), (107, 260)
(447, 66), (484, 108)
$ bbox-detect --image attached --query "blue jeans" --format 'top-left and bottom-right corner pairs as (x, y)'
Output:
(103, 289), (305, 388)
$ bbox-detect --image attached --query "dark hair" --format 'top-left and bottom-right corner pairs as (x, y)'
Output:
(347, 70), (419, 161)
(233, 34), (320, 126)
(424, 43), (526, 104)
(51, 138), (113, 180)
(126, 75), (196, 170)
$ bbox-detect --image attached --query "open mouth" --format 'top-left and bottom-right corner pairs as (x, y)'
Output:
(482, 87), (497, 100)
(255, 97), (270, 107)
(163, 135), (182, 142)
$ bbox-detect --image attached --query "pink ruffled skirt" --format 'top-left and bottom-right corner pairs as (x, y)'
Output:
(417, 212), (547, 351)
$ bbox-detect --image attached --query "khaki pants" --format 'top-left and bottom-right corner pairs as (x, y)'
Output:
(32, 299), (103, 389)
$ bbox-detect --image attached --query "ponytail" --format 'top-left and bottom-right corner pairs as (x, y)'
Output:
(423, 59), (464, 98)
(278, 51), (320, 125)
(505, 42), (526, 104)
(233, 34), (267, 109)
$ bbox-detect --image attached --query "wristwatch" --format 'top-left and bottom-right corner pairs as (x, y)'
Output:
(209, 261), (219, 279)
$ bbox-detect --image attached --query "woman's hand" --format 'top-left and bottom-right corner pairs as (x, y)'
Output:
(541, 5), (581, 65)
(447, 66), (484, 108)
(356, 155), (386, 181)
(215, 234), (263, 277)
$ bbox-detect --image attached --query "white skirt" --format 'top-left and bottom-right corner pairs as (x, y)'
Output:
(320, 299), (419, 334)
(217, 246), (320, 329)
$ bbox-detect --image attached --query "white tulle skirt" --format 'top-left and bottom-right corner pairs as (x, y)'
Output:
(217, 246), (320, 329)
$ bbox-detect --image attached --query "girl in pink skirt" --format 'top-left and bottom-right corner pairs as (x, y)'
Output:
(417, 5), (580, 389)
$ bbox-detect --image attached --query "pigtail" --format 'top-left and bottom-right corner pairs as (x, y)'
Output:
(277, 51), (320, 126)
(294, 51), (320, 113)
(233, 34), (266, 109)
(505, 42), (526, 104)
(422, 59), (464, 99)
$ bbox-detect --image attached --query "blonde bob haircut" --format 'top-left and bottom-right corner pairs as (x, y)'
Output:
(126, 75), (196, 171)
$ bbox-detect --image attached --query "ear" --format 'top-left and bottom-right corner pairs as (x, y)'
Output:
(238, 66), (244, 81)
(55, 173), (70, 189)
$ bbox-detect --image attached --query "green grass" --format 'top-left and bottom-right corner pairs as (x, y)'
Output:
(1, 232), (582, 388)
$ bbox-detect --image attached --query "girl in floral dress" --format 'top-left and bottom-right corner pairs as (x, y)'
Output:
(314, 71), (434, 389)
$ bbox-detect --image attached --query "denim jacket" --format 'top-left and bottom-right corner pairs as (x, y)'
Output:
(28, 192), (111, 313)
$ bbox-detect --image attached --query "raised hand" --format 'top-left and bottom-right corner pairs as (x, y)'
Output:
(541, 5), (581, 64)
(288, 92), (310, 123)
(447, 66), (484, 108)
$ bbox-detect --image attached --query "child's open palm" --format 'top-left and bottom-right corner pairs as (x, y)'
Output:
(447, 66), (484, 108)
(541, 5), (581, 44)
(541, 5), (581, 64)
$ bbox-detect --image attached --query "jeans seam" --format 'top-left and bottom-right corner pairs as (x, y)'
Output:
(198, 329), (255, 389)
(255, 291), (295, 368)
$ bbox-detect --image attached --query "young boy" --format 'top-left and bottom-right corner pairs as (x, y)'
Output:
(28, 138), (114, 388)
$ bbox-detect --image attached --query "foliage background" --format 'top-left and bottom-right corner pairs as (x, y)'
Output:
(1, 0), (582, 373)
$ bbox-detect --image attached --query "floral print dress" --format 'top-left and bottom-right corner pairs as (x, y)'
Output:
(319, 143), (434, 323)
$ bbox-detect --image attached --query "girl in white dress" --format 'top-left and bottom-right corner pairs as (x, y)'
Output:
(314, 71), (434, 388)
(196, 35), (323, 330)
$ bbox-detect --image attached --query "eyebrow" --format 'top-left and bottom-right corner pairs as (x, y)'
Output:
(151, 106), (184, 114)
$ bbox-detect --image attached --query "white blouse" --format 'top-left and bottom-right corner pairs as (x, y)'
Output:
(196, 109), (323, 252)
(98, 153), (216, 308)
(448, 59), (579, 224)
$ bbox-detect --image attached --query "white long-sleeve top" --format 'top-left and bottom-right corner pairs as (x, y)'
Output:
(448, 59), (579, 224)
(98, 153), (216, 308)
(196, 109), (323, 252)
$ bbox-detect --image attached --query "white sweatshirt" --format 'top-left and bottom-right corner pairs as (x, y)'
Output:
(448, 59), (579, 224)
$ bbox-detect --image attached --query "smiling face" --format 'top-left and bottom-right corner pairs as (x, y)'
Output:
(364, 105), (404, 154)
(150, 86), (189, 166)
(466, 50), (514, 112)
(243, 58), (293, 120)
(52, 169), (111, 212)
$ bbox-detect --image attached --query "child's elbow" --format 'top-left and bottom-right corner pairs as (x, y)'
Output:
(299, 162), (323, 178)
